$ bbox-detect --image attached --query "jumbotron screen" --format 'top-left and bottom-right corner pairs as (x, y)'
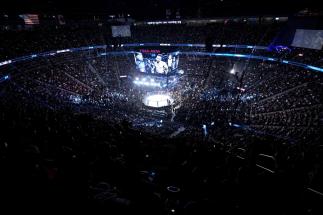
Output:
(134, 50), (179, 75)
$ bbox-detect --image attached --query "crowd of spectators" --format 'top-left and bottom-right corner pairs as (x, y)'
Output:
(0, 21), (322, 214)
(0, 21), (283, 60)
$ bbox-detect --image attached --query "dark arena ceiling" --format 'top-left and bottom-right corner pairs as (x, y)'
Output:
(1, 0), (322, 19)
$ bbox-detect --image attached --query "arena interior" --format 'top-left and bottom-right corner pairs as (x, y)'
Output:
(0, 0), (323, 214)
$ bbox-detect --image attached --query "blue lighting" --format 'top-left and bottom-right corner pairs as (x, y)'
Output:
(232, 123), (242, 128)
(202, 124), (208, 136)
(307, 65), (323, 73)
(133, 78), (161, 87)
(0, 44), (322, 75)
(229, 122), (242, 128)
(0, 74), (10, 83)
(182, 52), (323, 73)
(70, 95), (82, 104)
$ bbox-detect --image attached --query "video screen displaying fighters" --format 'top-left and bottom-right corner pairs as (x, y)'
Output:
(134, 50), (179, 75)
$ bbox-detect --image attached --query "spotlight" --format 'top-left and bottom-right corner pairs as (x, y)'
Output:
(230, 69), (236, 74)
(178, 70), (184, 75)
(143, 94), (174, 108)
